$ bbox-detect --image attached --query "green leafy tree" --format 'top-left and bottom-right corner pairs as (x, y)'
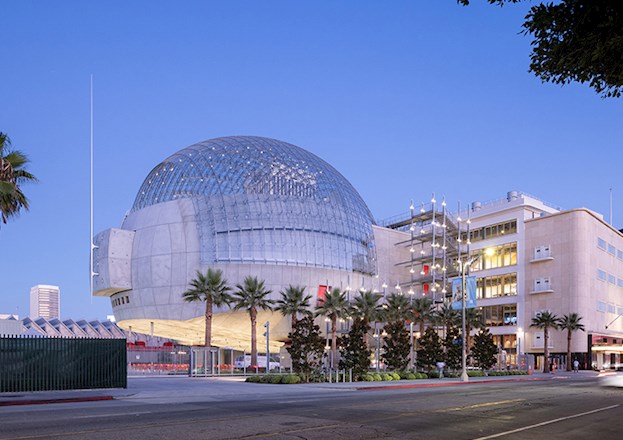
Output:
(182, 268), (232, 348)
(558, 313), (585, 371)
(340, 318), (372, 377)
(472, 329), (498, 371)
(416, 327), (443, 372)
(0, 132), (37, 224)
(315, 287), (348, 369)
(274, 285), (312, 330)
(531, 310), (559, 373)
(286, 315), (325, 382)
(232, 276), (274, 367)
(381, 320), (411, 371)
(458, 1), (623, 97)
(443, 324), (462, 371)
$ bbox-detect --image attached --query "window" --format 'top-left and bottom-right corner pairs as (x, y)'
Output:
(476, 304), (517, 326)
(471, 242), (517, 272)
(618, 278), (623, 289)
(618, 249), (623, 260)
(608, 244), (617, 256)
(534, 277), (551, 292)
(598, 237), (607, 250)
(597, 301), (606, 312)
(460, 219), (517, 243)
(597, 269), (607, 281)
(476, 273), (517, 299)
(608, 274), (616, 285)
(534, 245), (551, 260)
(608, 303), (616, 314)
(618, 307), (623, 316)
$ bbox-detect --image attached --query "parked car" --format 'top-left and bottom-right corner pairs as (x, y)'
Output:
(234, 354), (280, 369)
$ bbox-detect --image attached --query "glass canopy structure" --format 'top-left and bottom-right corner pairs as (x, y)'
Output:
(132, 136), (377, 275)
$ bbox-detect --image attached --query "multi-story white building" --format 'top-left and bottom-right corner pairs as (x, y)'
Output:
(391, 191), (623, 371)
(29, 284), (60, 319)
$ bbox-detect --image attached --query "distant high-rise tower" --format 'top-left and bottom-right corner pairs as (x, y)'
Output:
(30, 285), (60, 319)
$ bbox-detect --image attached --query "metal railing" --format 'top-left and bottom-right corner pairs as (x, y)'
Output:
(0, 336), (127, 392)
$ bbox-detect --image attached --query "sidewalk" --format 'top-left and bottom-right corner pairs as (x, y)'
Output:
(0, 371), (597, 407)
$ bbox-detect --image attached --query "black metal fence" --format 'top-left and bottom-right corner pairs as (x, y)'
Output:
(0, 336), (127, 392)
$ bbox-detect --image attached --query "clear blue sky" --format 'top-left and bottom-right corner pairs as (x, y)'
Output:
(1, 0), (621, 321)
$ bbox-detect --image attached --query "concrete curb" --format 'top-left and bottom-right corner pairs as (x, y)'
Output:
(0, 395), (114, 407)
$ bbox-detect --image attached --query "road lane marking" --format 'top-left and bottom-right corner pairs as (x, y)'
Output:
(435, 399), (524, 412)
(72, 411), (154, 419)
(473, 404), (620, 439)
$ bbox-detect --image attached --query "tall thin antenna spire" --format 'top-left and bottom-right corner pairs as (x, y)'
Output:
(90, 75), (95, 300)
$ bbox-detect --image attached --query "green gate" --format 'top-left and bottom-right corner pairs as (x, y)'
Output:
(0, 336), (127, 392)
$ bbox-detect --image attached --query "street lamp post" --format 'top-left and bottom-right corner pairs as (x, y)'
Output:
(409, 322), (414, 371)
(461, 261), (469, 382)
(375, 325), (380, 372)
(459, 255), (478, 383)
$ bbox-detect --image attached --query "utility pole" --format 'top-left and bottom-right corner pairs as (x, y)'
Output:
(263, 321), (270, 372)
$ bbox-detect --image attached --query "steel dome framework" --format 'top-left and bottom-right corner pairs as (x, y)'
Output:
(131, 136), (377, 275)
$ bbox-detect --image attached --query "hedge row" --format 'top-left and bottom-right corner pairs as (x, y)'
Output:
(245, 370), (530, 384)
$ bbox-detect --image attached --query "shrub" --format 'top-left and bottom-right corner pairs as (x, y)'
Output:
(246, 376), (261, 383)
(381, 373), (394, 381)
(363, 374), (375, 382)
(405, 373), (417, 380)
(260, 375), (273, 383)
(391, 372), (401, 381)
(280, 374), (301, 384)
(270, 375), (283, 384)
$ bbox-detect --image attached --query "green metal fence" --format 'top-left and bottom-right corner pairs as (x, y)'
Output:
(0, 336), (127, 392)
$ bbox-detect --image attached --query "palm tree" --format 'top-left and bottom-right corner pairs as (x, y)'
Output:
(274, 285), (312, 330)
(531, 311), (559, 373)
(383, 293), (410, 323)
(0, 132), (37, 224)
(350, 290), (383, 348)
(182, 268), (232, 348)
(315, 287), (348, 368)
(558, 313), (585, 371)
(410, 297), (434, 344)
(465, 308), (485, 361)
(434, 303), (460, 339)
(232, 276), (274, 368)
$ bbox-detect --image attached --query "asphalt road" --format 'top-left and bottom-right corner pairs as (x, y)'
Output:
(1, 374), (622, 439)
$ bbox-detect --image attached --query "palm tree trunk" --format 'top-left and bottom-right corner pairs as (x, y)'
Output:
(251, 307), (257, 368)
(566, 330), (572, 371)
(543, 327), (550, 373)
(205, 299), (213, 348)
(291, 314), (297, 332)
(331, 317), (338, 369)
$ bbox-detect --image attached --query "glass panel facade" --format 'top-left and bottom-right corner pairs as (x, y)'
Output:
(470, 242), (517, 272)
(131, 136), (377, 274)
(476, 273), (517, 299)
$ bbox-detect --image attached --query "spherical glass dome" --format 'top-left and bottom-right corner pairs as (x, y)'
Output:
(131, 136), (377, 274)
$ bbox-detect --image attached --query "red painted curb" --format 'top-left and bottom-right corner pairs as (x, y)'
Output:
(356, 377), (543, 391)
(0, 395), (114, 407)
